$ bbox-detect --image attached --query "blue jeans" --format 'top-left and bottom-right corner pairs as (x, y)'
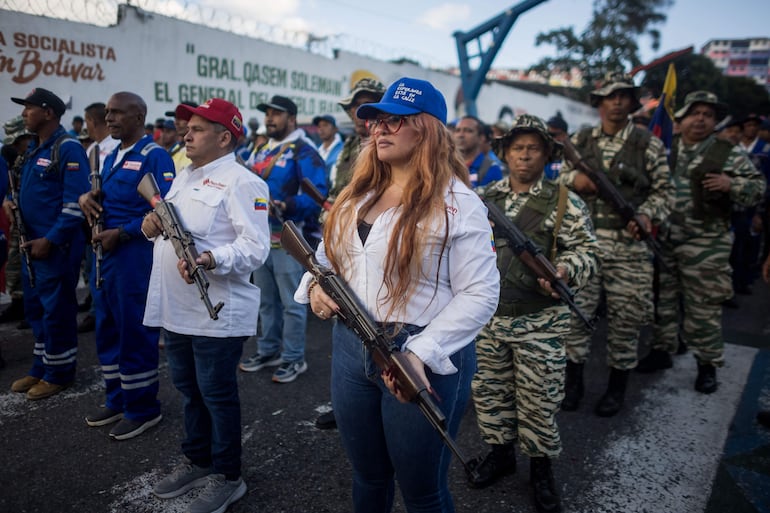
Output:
(331, 323), (475, 513)
(251, 247), (307, 362)
(163, 329), (246, 480)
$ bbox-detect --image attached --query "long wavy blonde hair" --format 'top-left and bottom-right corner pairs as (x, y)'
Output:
(324, 112), (470, 320)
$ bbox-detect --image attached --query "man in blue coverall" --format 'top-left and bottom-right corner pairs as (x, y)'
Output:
(78, 92), (174, 440)
(241, 95), (327, 383)
(9, 88), (90, 400)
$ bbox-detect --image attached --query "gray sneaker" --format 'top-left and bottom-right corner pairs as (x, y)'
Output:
(238, 352), (282, 372)
(152, 459), (212, 499)
(188, 474), (247, 513)
(272, 360), (308, 383)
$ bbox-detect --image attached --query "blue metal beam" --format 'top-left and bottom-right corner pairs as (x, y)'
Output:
(453, 0), (548, 117)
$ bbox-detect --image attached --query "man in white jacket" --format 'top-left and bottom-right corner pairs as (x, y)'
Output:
(142, 98), (270, 513)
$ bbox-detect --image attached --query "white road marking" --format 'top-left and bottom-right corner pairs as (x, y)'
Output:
(574, 343), (757, 513)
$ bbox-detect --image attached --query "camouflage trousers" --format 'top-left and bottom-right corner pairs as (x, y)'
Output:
(471, 306), (568, 458)
(564, 233), (653, 370)
(5, 224), (22, 299)
(652, 228), (732, 366)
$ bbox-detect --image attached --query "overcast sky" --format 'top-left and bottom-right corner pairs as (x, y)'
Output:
(193, 0), (770, 69)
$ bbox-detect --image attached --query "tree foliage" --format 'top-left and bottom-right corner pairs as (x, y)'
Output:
(642, 54), (770, 117)
(530, 0), (674, 87)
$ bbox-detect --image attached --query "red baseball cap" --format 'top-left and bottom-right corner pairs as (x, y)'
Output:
(175, 98), (243, 140)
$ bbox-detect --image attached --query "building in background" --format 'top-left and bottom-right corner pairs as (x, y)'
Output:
(702, 38), (770, 92)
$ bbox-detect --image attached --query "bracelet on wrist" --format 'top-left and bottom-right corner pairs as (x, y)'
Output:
(202, 250), (216, 270)
(307, 279), (319, 300)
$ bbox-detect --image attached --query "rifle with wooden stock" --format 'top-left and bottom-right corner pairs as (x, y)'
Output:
(300, 177), (333, 212)
(280, 220), (480, 480)
(137, 173), (224, 320)
(8, 155), (34, 288)
(483, 199), (595, 331)
(560, 138), (669, 271)
(89, 145), (103, 289)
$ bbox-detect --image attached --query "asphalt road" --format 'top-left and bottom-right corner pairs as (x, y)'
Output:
(0, 281), (768, 513)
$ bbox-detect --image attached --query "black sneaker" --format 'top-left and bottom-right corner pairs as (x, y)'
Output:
(109, 414), (162, 440)
(153, 459), (212, 499)
(315, 410), (337, 430)
(0, 298), (24, 323)
(77, 314), (96, 333)
(78, 294), (92, 312)
(238, 352), (282, 372)
(85, 405), (123, 427)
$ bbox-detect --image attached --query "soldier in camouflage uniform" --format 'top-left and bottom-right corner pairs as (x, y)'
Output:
(638, 91), (765, 393)
(0, 116), (34, 326)
(328, 77), (386, 198)
(313, 76), (386, 431)
(469, 115), (597, 513)
(557, 73), (673, 417)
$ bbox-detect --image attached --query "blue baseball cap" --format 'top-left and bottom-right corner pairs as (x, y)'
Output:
(356, 77), (447, 124)
(312, 114), (336, 127)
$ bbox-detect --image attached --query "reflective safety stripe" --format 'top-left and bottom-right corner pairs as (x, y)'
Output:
(63, 200), (83, 218)
(120, 369), (160, 390)
(122, 375), (159, 390)
(42, 347), (78, 366)
(120, 369), (158, 382)
(102, 363), (120, 380)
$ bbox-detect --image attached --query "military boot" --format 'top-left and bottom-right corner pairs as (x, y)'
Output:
(561, 361), (583, 411)
(694, 363), (718, 394)
(635, 348), (672, 373)
(530, 457), (561, 513)
(0, 297), (24, 323)
(594, 368), (630, 417)
(676, 334), (688, 355)
(466, 442), (516, 488)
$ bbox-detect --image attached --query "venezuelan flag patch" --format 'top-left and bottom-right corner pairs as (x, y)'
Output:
(163, 172), (174, 182)
(490, 233), (496, 253)
(66, 162), (80, 171)
(254, 198), (268, 211)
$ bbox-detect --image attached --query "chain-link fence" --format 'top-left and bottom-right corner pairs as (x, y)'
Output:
(0, 0), (447, 69)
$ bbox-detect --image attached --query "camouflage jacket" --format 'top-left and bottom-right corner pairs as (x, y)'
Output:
(559, 122), (673, 230)
(329, 133), (362, 199)
(479, 176), (598, 294)
(667, 134), (765, 235)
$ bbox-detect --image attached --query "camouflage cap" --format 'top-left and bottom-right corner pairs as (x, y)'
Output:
(492, 114), (561, 162)
(3, 115), (32, 145)
(674, 90), (727, 121)
(338, 78), (386, 109)
(589, 72), (641, 111)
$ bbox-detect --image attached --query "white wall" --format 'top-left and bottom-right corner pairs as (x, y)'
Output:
(0, 6), (597, 131)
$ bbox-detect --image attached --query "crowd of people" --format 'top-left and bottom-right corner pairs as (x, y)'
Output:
(0, 69), (768, 513)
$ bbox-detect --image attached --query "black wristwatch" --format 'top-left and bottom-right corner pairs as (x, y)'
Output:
(118, 225), (131, 243)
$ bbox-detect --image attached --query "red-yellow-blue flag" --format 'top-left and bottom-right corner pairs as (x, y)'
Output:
(648, 63), (677, 149)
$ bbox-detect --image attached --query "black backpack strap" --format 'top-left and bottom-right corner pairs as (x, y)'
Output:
(43, 134), (77, 175)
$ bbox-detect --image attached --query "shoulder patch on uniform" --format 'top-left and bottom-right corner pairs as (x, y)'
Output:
(162, 172), (174, 182)
(254, 197), (268, 211)
(66, 162), (80, 171)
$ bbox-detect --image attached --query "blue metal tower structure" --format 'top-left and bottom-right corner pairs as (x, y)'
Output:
(453, 0), (548, 117)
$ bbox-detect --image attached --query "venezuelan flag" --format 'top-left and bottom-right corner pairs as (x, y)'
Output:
(254, 197), (268, 211)
(648, 63), (676, 149)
